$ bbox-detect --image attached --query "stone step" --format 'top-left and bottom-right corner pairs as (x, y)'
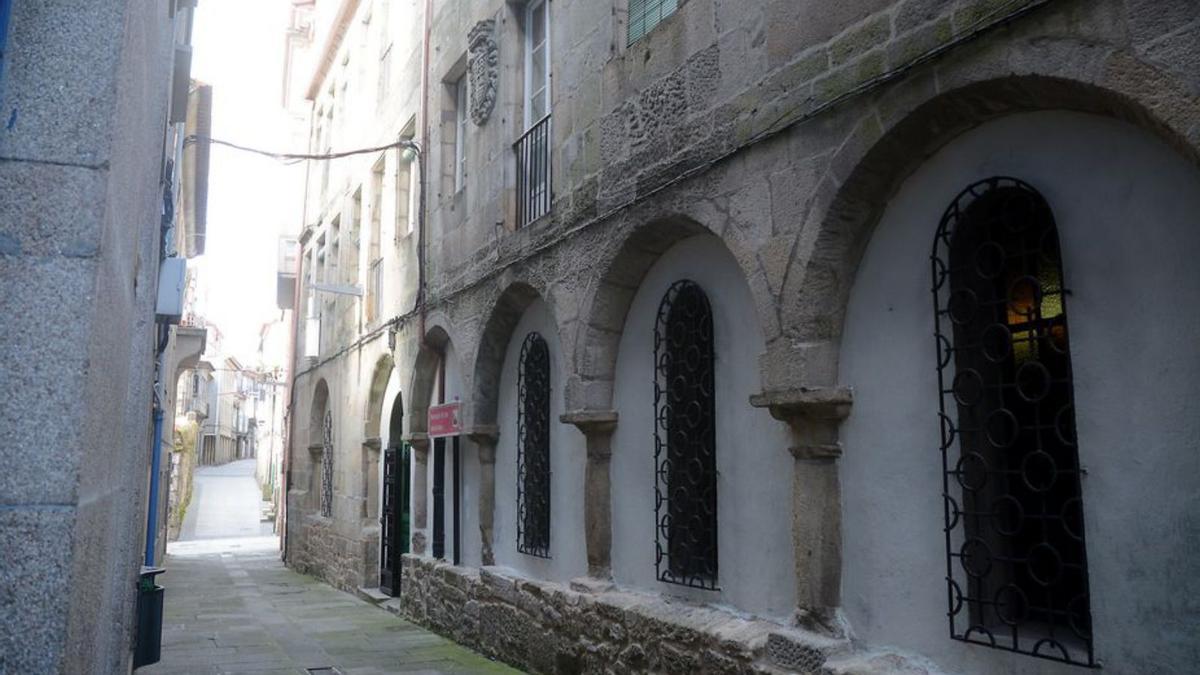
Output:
(355, 586), (391, 605)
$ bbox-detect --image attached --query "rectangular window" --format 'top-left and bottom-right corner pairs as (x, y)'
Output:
(515, 0), (552, 227)
(349, 187), (362, 287)
(454, 76), (468, 193)
(397, 118), (417, 236)
(367, 158), (384, 324)
(628, 0), (679, 46)
(376, 0), (392, 110)
(524, 0), (550, 128)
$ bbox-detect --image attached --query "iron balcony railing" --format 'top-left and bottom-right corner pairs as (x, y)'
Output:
(515, 114), (551, 228)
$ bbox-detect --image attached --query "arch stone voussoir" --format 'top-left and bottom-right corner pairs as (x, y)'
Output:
(779, 70), (1200, 390)
(405, 320), (453, 436)
(469, 280), (552, 428)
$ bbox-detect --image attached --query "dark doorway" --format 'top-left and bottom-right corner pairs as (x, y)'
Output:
(380, 395), (409, 597)
(432, 437), (445, 560)
(430, 434), (461, 565)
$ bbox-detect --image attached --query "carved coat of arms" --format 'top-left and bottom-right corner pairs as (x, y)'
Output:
(468, 19), (498, 127)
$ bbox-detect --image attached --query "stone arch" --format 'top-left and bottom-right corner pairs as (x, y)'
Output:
(364, 354), (395, 439)
(776, 74), (1200, 389)
(470, 280), (566, 427)
(405, 319), (455, 435)
(569, 215), (769, 413)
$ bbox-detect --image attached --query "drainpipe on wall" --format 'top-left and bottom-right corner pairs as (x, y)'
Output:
(144, 407), (166, 567)
(415, 0), (432, 346)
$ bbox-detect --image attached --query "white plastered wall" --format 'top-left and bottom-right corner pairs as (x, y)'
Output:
(610, 234), (795, 620)
(839, 111), (1200, 674)
(492, 299), (587, 581)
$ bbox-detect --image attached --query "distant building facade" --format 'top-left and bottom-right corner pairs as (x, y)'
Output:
(284, 1), (1200, 674)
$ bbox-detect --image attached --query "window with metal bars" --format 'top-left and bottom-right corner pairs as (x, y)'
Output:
(321, 410), (334, 518)
(933, 177), (1094, 667)
(517, 332), (551, 557)
(653, 280), (718, 589)
(628, 0), (680, 46)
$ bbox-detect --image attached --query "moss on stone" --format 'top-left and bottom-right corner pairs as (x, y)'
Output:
(830, 15), (893, 67)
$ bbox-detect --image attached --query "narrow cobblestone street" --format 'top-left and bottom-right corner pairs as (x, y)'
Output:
(143, 461), (518, 674)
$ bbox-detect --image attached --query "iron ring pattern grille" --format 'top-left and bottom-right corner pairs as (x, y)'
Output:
(321, 409), (334, 518)
(517, 332), (552, 558)
(653, 280), (718, 589)
(932, 177), (1095, 667)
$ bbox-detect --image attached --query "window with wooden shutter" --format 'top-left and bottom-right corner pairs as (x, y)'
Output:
(628, 0), (679, 46)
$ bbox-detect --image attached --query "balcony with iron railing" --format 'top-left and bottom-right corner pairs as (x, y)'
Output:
(515, 114), (551, 228)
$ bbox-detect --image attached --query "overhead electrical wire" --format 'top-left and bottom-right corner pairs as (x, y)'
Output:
(182, 134), (415, 165)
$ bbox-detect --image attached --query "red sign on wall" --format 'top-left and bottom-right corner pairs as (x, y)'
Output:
(428, 402), (462, 438)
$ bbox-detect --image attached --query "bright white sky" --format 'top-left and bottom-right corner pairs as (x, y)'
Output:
(190, 0), (304, 366)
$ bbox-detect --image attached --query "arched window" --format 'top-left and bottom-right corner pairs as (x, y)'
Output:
(321, 409), (334, 518)
(654, 280), (717, 589)
(517, 332), (551, 557)
(933, 177), (1093, 666)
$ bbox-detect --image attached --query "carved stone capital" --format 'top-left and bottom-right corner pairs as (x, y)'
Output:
(561, 410), (618, 460)
(560, 410), (618, 435)
(362, 436), (382, 451)
(750, 387), (853, 423)
(403, 432), (430, 455)
(469, 425), (500, 464)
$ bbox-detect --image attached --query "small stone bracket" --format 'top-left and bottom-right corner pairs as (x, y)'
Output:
(362, 436), (382, 451)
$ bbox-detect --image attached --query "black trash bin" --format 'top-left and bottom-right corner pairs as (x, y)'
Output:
(134, 567), (165, 669)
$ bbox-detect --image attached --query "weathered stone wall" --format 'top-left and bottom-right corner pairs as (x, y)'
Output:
(286, 323), (423, 591)
(0, 1), (180, 672)
(285, 0), (1200, 673)
(398, 555), (849, 675)
(288, 516), (371, 593)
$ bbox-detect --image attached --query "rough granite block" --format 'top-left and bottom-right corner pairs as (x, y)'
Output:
(0, 507), (75, 674)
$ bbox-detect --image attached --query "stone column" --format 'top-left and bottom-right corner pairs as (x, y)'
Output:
(469, 425), (499, 566)
(362, 437), (382, 521)
(404, 432), (430, 555)
(561, 410), (618, 580)
(750, 387), (852, 634)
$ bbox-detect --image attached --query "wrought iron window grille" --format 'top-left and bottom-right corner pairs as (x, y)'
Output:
(653, 280), (718, 590)
(932, 177), (1095, 668)
(517, 332), (552, 558)
(321, 410), (334, 518)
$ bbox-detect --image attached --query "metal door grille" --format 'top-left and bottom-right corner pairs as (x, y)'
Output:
(517, 332), (552, 558)
(932, 177), (1094, 667)
(380, 446), (400, 595)
(320, 410), (333, 518)
(653, 280), (718, 589)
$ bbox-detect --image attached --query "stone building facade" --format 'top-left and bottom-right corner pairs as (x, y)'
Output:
(285, 0), (1200, 673)
(0, 1), (204, 672)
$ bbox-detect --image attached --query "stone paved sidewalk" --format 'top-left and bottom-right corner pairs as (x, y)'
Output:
(141, 537), (519, 675)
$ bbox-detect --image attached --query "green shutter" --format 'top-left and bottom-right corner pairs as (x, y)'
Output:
(628, 0), (680, 46)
